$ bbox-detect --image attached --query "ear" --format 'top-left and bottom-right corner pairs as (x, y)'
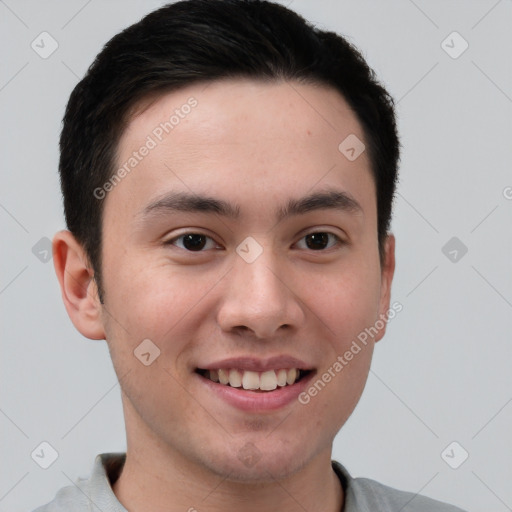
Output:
(52, 230), (106, 340)
(374, 233), (396, 343)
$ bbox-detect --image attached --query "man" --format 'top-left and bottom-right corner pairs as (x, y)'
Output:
(34, 0), (466, 510)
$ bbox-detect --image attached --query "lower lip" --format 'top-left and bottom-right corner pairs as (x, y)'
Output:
(198, 372), (315, 412)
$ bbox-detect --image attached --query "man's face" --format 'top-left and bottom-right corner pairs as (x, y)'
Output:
(98, 79), (394, 480)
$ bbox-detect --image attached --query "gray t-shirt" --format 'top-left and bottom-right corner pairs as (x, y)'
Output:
(32, 453), (467, 511)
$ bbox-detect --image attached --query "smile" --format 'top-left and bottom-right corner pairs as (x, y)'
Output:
(196, 368), (311, 391)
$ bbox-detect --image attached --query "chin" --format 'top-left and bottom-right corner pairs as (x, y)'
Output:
(196, 436), (316, 483)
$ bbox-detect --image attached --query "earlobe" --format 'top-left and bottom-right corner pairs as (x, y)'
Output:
(374, 233), (396, 343)
(52, 230), (106, 340)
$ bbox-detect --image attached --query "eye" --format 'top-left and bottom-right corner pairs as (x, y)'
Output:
(295, 232), (342, 251)
(166, 233), (219, 252)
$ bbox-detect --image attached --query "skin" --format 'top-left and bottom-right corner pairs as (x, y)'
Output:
(53, 79), (395, 512)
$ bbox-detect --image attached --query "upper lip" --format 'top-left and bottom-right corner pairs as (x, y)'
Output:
(197, 355), (313, 372)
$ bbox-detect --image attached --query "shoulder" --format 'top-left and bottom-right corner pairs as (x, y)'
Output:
(30, 453), (126, 512)
(31, 478), (91, 512)
(333, 461), (468, 512)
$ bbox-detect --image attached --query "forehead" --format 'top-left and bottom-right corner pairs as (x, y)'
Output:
(126, 79), (364, 152)
(108, 79), (375, 226)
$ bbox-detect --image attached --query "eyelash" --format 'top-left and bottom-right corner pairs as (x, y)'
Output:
(165, 231), (344, 252)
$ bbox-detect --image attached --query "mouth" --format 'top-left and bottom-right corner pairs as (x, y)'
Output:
(195, 367), (312, 392)
(194, 356), (316, 411)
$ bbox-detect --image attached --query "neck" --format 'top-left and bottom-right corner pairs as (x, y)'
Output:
(113, 451), (343, 512)
(112, 403), (343, 512)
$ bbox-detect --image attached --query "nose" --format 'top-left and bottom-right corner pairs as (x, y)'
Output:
(216, 249), (305, 340)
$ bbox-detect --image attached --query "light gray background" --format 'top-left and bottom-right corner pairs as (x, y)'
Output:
(1, 1), (511, 511)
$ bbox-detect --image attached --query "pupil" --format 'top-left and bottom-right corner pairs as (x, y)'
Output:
(183, 234), (206, 251)
(306, 233), (328, 250)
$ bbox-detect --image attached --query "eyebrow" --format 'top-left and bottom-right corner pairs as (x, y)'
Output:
(138, 188), (363, 223)
(277, 189), (363, 220)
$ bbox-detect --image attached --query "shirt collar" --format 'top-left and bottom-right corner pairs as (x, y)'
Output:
(92, 453), (355, 511)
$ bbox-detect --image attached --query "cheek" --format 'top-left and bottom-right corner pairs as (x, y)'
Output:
(101, 256), (225, 359)
(302, 262), (381, 344)
(100, 261), (202, 421)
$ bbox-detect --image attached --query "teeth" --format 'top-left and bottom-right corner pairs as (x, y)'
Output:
(218, 368), (229, 385)
(260, 370), (277, 390)
(286, 368), (297, 385)
(203, 368), (303, 390)
(229, 369), (242, 388)
(276, 369), (287, 387)
(242, 371), (260, 390)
